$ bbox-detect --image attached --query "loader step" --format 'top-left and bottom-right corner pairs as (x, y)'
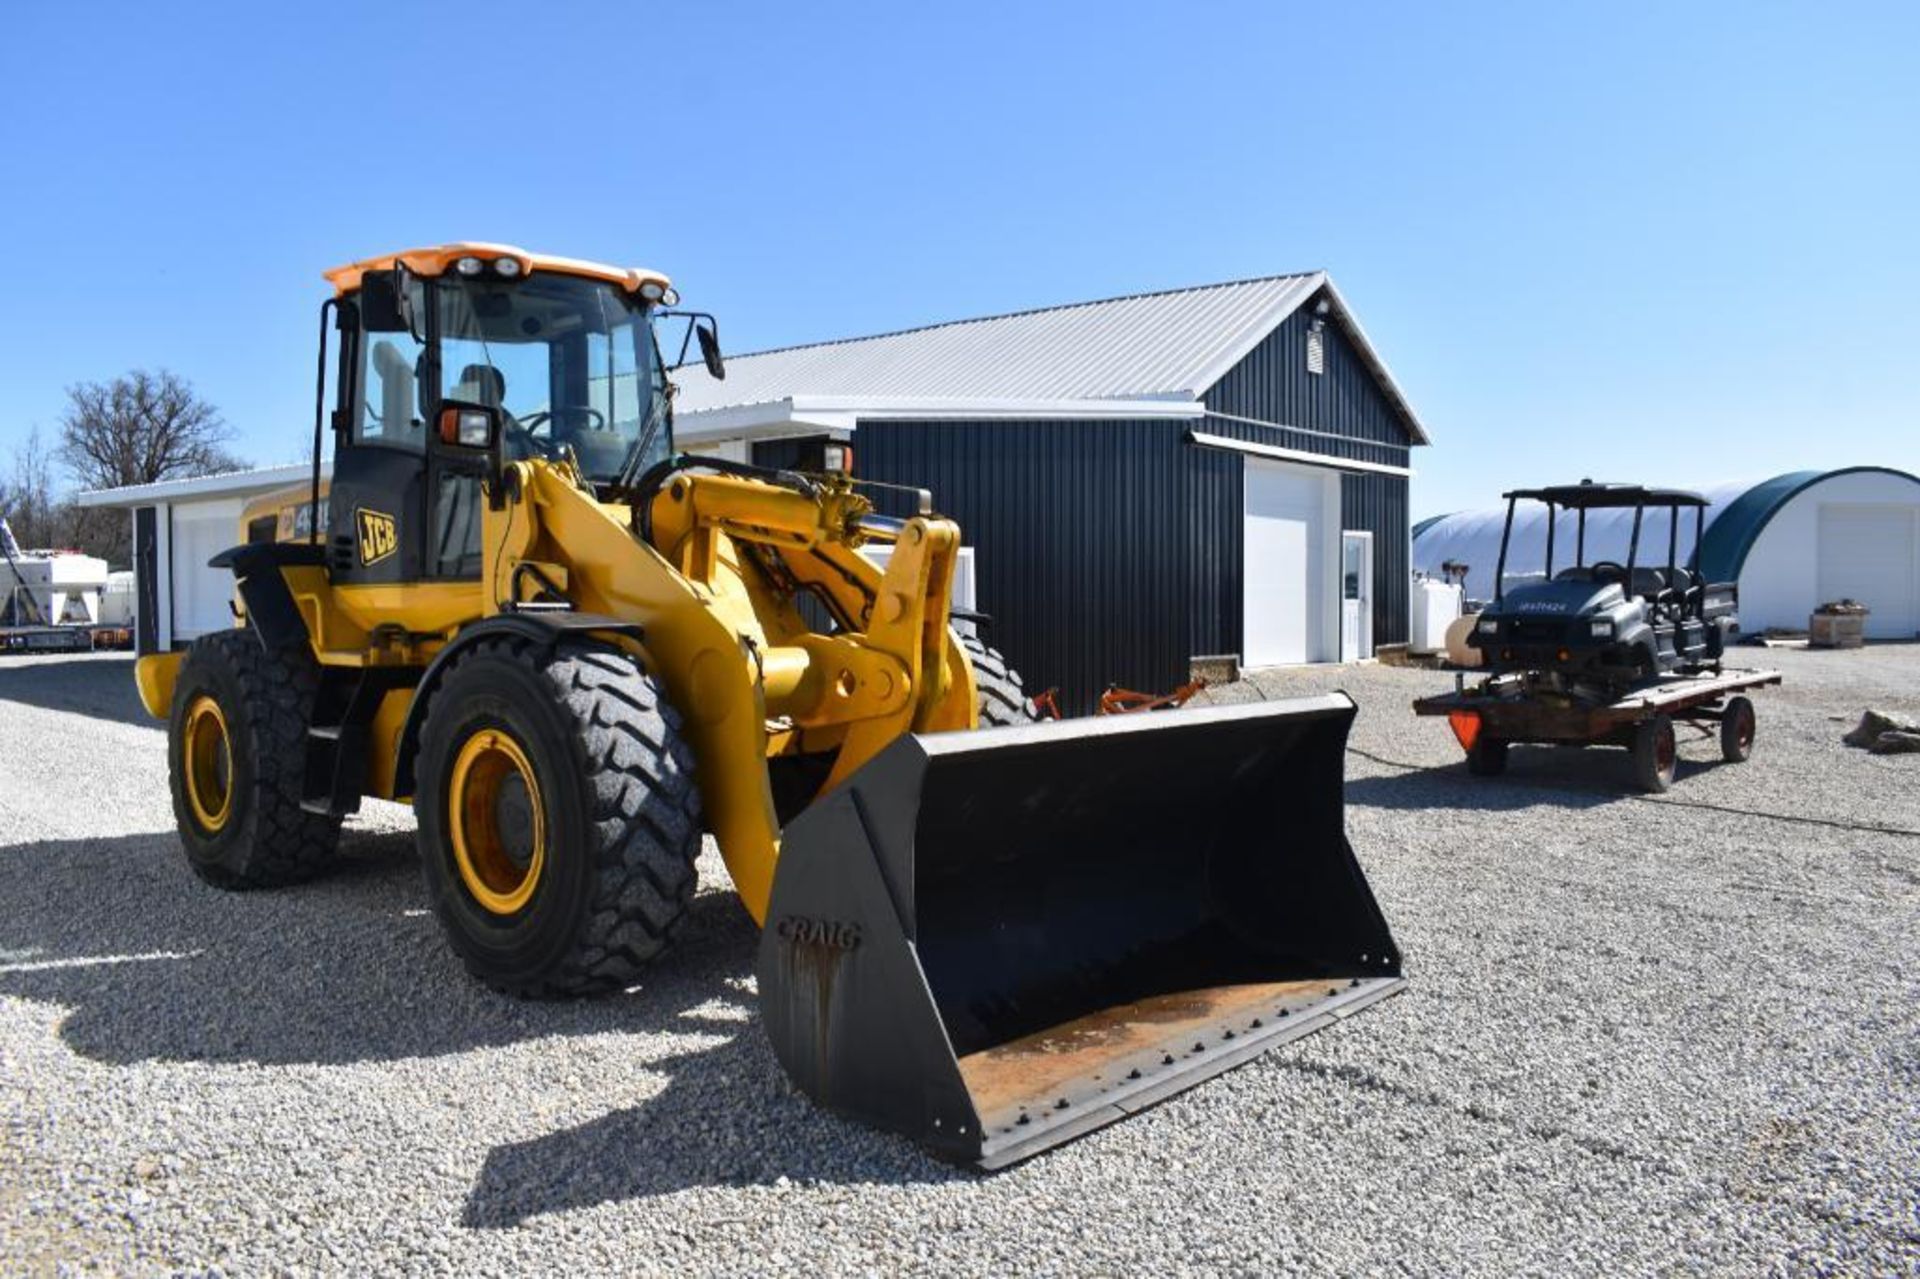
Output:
(300, 666), (420, 817)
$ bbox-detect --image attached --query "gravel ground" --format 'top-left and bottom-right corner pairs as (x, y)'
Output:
(2, 647), (1916, 1275)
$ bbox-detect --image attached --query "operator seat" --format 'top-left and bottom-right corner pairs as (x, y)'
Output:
(1628, 567), (1669, 600)
(454, 364), (507, 410)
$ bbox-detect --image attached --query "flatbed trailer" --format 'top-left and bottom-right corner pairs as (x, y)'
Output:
(0, 624), (132, 654)
(1413, 667), (1782, 792)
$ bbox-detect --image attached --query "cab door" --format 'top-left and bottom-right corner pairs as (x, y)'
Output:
(329, 285), (429, 584)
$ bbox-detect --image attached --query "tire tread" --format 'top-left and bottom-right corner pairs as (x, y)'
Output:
(418, 637), (702, 998)
(174, 630), (342, 889)
(959, 631), (1039, 727)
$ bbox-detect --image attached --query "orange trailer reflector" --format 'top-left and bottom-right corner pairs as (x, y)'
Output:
(1447, 709), (1482, 753)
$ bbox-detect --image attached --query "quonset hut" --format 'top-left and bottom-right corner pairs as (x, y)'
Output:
(1413, 467), (1920, 640)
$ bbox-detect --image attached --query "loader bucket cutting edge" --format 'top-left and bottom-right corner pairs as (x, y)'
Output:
(756, 692), (1406, 1169)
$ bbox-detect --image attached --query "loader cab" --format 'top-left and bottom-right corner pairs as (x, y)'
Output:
(319, 247), (688, 586)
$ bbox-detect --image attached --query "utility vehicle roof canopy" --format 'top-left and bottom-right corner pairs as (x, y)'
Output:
(1501, 481), (1709, 510)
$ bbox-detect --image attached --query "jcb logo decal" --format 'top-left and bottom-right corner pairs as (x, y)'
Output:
(356, 508), (398, 567)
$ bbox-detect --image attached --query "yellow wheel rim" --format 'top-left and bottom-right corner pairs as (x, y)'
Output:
(183, 694), (233, 832)
(448, 729), (546, 916)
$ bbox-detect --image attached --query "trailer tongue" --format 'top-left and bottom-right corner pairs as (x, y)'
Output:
(759, 692), (1405, 1168)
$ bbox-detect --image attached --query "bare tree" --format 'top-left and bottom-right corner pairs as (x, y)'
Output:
(57, 369), (243, 492)
(0, 427), (60, 549)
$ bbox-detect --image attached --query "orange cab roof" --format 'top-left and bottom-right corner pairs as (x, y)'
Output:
(322, 242), (673, 298)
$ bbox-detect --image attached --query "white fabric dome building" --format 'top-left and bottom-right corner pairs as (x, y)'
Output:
(1414, 467), (1920, 640)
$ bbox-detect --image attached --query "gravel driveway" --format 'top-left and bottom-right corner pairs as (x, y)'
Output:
(2, 647), (1916, 1275)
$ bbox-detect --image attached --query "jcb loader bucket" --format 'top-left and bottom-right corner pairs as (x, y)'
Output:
(758, 692), (1404, 1169)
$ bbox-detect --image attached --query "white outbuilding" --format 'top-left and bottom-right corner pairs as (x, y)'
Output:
(1413, 467), (1920, 640)
(75, 464), (320, 654)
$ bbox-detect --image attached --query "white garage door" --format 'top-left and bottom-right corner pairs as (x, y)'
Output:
(170, 499), (245, 644)
(1817, 505), (1919, 639)
(1243, 460), (1330, 666)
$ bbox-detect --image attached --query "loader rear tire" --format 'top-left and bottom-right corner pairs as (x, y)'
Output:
(959, 631), (1039, 727)
(415, 637), (703, 998)
(168, 629), (343, 889)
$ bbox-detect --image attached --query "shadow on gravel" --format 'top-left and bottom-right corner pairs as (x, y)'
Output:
(1346, 748), (1720, 810)
(461, 1023), (963, 1225)
(1, 819), (959, 1209)
(0, 655), (146, 727)
(0, 825), (755, 1071)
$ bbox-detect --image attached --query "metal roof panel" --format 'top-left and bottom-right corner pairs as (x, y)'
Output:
(671, 273), (1420, 428)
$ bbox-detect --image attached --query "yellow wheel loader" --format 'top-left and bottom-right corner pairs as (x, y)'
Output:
(135, 243), (1405, 1168)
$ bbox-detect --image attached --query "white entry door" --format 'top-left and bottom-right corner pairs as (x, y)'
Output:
(1818, 504), (1919, 638)
(1243, 460), (1330, 666)
(1340, 531), (1373, 662)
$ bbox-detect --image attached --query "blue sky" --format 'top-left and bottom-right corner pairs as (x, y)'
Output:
(0, 1), (1913, 517)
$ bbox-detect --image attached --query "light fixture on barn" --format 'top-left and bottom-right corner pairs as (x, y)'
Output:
(1306, 296), (1330, 375)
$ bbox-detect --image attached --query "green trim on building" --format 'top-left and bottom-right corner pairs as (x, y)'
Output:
(1695, 466), (1920, 583)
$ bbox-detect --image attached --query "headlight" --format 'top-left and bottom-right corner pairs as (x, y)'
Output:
(493, 257), (523, 278)
(1476, 616), (1499, 634)
(1590, 619), (1614, 638)
(454, 255), (484, 276)
(457, 411), (492, 446)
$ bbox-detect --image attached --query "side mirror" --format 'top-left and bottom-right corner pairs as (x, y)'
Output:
(437, 400), (501, 450)
(659, 310), (726, 379)
(359, 270), (406, 332)
(696, 319), (725, 381)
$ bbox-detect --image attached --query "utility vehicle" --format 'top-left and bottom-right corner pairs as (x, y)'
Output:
(1468, 481), (1737, 693)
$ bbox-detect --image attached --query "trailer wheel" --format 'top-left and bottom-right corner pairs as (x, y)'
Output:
(415, 638), (703, 998)
(959, 630), (1040, 727)
(168, 629), (343, 888)
(1631, 713), (1677, 793)
(1719, 696), (1756, 763)
(1465, 736), (1509, 776)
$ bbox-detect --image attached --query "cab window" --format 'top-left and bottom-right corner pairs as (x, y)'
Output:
(356, 281), (427, 449)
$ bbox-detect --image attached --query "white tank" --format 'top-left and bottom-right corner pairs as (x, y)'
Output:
(4, 552), (108, 626)
(1409, 578), (1462, 654)
(97, 571), (136, 626)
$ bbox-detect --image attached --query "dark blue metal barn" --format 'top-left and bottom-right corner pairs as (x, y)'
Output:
(673, 273), (1432, 710)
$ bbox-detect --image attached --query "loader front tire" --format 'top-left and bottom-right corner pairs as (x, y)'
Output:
(959, 631), (1039, 727)
(168, 629), (343, 889)
(415, 638), (702, 998)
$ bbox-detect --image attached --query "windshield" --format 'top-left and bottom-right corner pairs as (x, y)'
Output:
(435, 273), (669, 483)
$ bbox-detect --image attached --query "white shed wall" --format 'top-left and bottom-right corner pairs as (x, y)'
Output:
(168, 497), (245, 644)
(1740, 471), (1920, 636)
